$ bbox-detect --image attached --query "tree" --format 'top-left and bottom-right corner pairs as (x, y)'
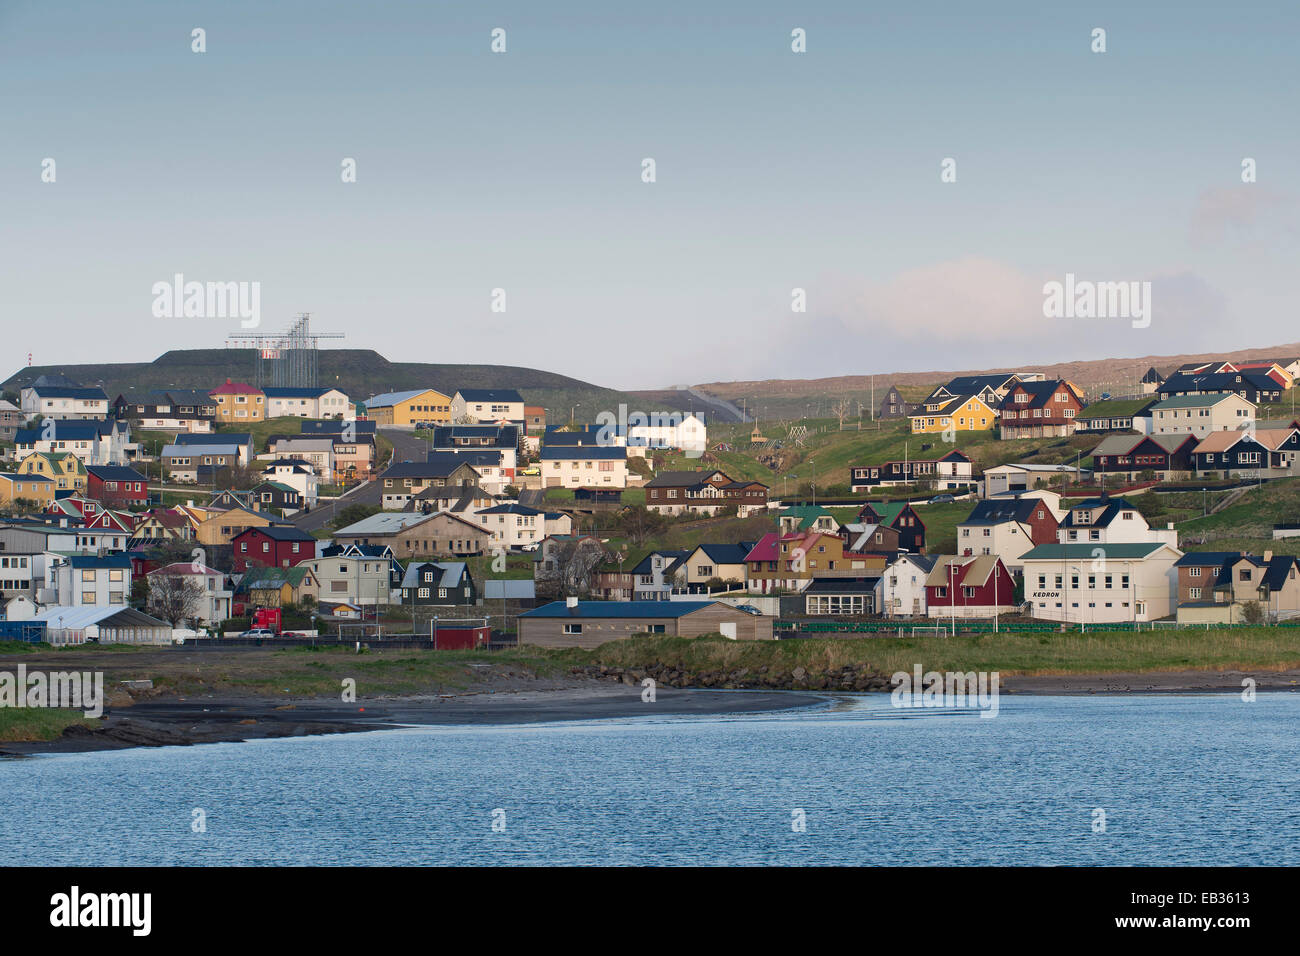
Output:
(832, 397), (853, 428)
(615, 506), (668, 546)
(537, 539), (610, 599)
(1241, 600), (1266, 626)
(333, 502), (381, 530)
(146, 574), (207, 627)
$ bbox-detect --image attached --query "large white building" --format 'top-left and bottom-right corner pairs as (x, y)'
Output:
(875, 553), (938, 618)
(1019, 541), (1182, 623)
(1055, 496), (1178, 548)
(20, 380), (109, 421)
(1148, 392), (1255, 440)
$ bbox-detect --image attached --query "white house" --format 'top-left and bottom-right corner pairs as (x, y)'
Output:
(875, 553), (938, 618)
(267, 437), (336, 483)
(146, 562), (232, 625)
(261, 460), (320, 506)
(1056, 496), (1178, 548)
(13, 419), (134, 466)
(262, 387), (353, 419)
(626, 412), (708, 454)
(452, 389), (525, 424)
(49, 554), (132, 607)
(1019, 541), (1182, 623)
(20, 381), (109, 421)
(538, 446), (628, 488)
(1148, 393), (1256, 440)
(474, 503), (545, 550)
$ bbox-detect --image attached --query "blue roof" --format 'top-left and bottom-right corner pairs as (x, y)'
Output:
(457, 388), (523, 403)
(520, 600), (718, 619)
(539, 445), (626, 460)
(62, 554), (132, 569)
(174, 432), (252, 446)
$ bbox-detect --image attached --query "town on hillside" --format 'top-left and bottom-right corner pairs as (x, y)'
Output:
(2, 354), (1299, 648)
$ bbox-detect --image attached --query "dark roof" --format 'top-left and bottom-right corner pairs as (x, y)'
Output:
(1173, 552), (1240, 568)
(694, 542), (756, 564)
(174, 432), (252, 446)
(232, 525), (315, 542)
(16, 421), (110, 443)
(645, 470), (724, 487)
(1157, 371), (1279, 395)
(383, 458), (480, 479)
(1059, 497), (1141, 529)
(803, 577), (881, 595)
(630, 550), (690, 576)
(520, 600), (719, 619)
(26, 385), (107, 400)
(424, 449), (504, 468)
(477, 503), (544, 516)
(999, 380), (1070, 410)
(261, 387), (328, 398)
(86, 465), (147, 481)
(301, 419), (376, 435)
(961, 498), (1046, 526)
(457, 388), (524, 403)
(60, 554), (132, 569)
(539, 446), (626, 461)
(431, 424), (519, 446)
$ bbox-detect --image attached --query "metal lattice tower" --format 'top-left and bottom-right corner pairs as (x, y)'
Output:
(225, 313), (344, 388)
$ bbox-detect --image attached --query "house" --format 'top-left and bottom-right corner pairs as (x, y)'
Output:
(856, 501), (926, 552)
(1156, 371), (1282, 405)
(981, 462), (1090, 496)
(16, 451), (88, 494)
(172, 432), (254, 465)
(19, 378), (109, 421)
(876, 384), (918, 420)
(379, 459), (483, 510)
(539, 445), (629, 489)
(0, 473), (55, 510)
(161, 443), (241, 483)
(518, 598), (773, 649)
(0, 399), (24, 441)
(524, 406), (547, 434)
(262, 386), (352, 419)
(112, 389), (217, 432)
(875, 553), (939, 618)
(1089, 433), (1199, 483)
(474, 503), (545, 551)
(924, 555), (1017, 619)
(779, 505), (840, 534)
(1020, 542), (1182, 623)
(743, 532), (873, 593)
(956, 495), (1059, 568)
(406, 483), (496, 517)
(803, 577), (881, 616)
(998, 380), (1084, 440)
(85, 465), (149, 507)
(129, 508), (197, 545)
(193, 505), (284, 547)
(849, 450), (975, 491)
(235, 565), (319, 614)
(365, 388), (453, 426)
(230, 524), (317, 571)
(1056, 496), (1178, 547)
(267, 437), (335, 483)
(1175, 551), (1300, 623)
(676, 543), (756, 593)
(628, 550), (691, 600)
(451, 389), (525, 424)
(1074, 398), (1157, 434)
(49, 554), (132, 607)
(247, 480), (304, 514)
(644, 469), (768, 516)
(1191, 426), (1300, 479)
(145, 562), (232, 625)
(304, 551), (397, 608)
(625, 412), (708, 454)
(332, 510), (490, 558)
(208, 380), (266, 423)
(1139, 367), (1166, 395)
(920, 374), (1022, 411)
(398, 562), (477, 607)
(430, 424), (520, 474)
(0, 550), (39, 604)
(13, 419), (133, 466)
(260, 460), (319, 506)
(908, 394), (997, 435)
(544, 511), (573, 537)
(1147, 393), (1256, 439)
(839, 522), (903, 555)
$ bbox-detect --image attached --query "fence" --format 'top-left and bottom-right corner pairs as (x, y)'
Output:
(776, 618), (1300, 635)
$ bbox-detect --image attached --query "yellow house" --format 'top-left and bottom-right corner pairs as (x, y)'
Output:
(195, 505), (280, 546)
(0, 472), (56, 509)
(209, 380), (267, 423)
(365, 388), (452, 426)
(909, 394), (997, 434)
(17, 451), (88, 493)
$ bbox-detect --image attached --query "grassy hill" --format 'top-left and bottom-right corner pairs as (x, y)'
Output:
(1, 349), (658, 426)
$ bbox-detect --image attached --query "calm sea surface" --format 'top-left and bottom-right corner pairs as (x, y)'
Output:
(3, 693), (1297, 865)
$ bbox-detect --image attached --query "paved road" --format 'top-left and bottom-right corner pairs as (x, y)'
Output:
(290, 427), (432, 532)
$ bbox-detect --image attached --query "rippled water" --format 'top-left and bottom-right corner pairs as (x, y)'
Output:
(3, 693), (1297, 865)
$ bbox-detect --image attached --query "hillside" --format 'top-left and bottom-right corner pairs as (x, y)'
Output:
(2, 349), (655, 425)
(693, 341), (1300, 422)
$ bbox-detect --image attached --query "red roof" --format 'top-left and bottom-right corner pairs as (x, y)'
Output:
(744, 531), (829, 562)
(209, 379), (262, 395)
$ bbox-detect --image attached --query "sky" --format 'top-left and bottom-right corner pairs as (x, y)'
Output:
(2, 0), (1297, 390)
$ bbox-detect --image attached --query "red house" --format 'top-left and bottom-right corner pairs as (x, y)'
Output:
(85, 466), (149, 507)
(999, 380), (1084, 440)
(925, 555), (1017, 619)
(231, 525), (318, 571)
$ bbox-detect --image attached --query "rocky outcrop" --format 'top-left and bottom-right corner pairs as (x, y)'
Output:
(568, 662), (892, 692)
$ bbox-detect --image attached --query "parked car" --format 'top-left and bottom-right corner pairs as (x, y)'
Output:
(928, 494), (956, 504)
(240, 628), (277, 638)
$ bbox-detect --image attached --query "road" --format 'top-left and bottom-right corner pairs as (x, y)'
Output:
(290, 427), (432, 532)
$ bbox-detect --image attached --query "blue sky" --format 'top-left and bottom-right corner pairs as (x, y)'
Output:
(2, 0), (1296, 388)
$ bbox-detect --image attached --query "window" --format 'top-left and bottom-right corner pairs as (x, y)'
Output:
(563, 623), (583, 635)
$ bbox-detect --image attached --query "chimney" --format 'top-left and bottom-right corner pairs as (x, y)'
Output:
(566, 595), (578, 610)
(1264, 550), (1274, 562)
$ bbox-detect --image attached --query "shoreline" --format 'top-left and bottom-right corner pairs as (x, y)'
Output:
(3, 667), (1299, 759)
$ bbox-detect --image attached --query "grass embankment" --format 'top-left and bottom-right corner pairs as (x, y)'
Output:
(0, 709), (96, 742)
